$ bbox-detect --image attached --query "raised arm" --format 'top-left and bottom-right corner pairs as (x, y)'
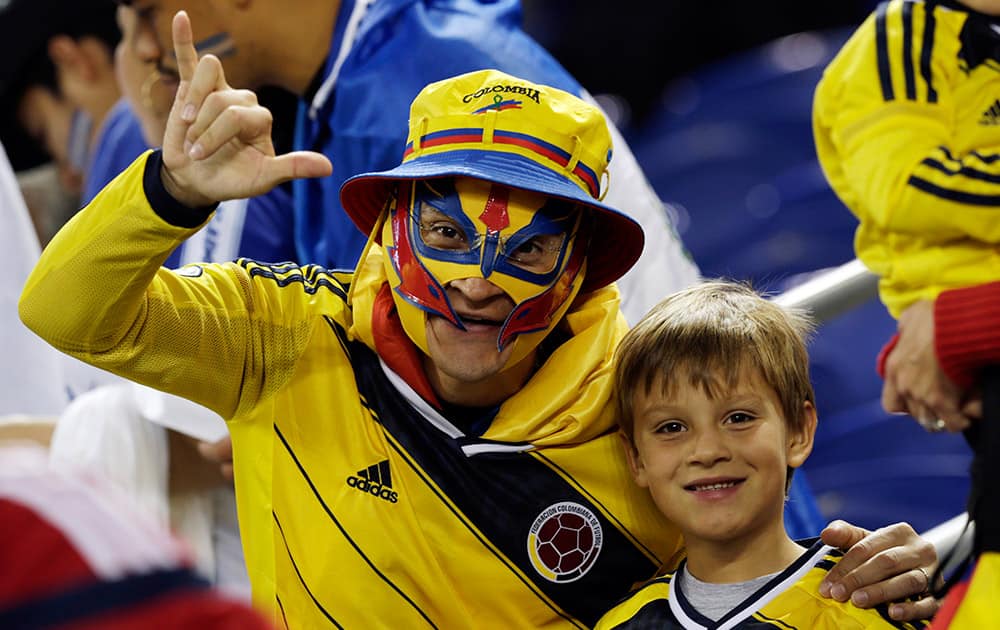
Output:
(161, 11), (330, 207)
(19, 11), (331, 419)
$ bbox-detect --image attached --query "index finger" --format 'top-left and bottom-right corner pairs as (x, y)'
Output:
(172, 10), (197, 82)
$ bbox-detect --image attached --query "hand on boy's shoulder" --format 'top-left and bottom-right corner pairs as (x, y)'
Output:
(818, 520), (938, 622)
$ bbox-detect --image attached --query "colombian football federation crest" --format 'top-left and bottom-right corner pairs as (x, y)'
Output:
(526, 502), (603, 583)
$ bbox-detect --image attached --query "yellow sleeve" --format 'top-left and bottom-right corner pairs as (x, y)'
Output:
(814, 0), (1000, 314)
(19, 151), (348, 420)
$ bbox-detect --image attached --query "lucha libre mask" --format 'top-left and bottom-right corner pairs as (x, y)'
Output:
(381, 177), (588, 371)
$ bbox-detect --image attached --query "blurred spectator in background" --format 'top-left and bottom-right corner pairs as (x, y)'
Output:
(48, 384), (252, 600)
(0, 444), (272, 629)
(36, 3), (295, 602)
(814, 0), (1000, 625)
(87, 2), (300, 267)
(0, 0), (121, 245)
(79, 4), (168, 205)
(0, 140), (73, 417)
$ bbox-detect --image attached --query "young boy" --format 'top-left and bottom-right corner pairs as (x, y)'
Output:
(596, 281), (927, 629)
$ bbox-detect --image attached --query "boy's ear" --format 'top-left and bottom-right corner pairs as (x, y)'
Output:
(618, 430), (649, 488)
(786, 400), (817, 469)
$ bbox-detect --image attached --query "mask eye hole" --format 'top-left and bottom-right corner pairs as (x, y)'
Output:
(415, 205), (476, 252)
(503, 233), (567, 272)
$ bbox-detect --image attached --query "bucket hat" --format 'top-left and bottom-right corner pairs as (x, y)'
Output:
(340, 69), (644, 292)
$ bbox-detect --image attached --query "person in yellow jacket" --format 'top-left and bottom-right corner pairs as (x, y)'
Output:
(814, 0), (1000, 430)
(815, 2), (1000, 626)
(19, 10), (940, 628)
(596, 282), (927, 630)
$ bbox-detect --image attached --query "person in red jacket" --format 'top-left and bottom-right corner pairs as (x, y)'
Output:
(880, 283), (1000, 629)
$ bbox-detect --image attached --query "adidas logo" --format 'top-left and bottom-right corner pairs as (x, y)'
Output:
(346, 460), (399, 503)
(980, 99), (1000, 125)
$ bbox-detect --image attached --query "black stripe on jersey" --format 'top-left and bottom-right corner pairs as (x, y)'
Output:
(873, 601), (928, 629)
(533, 451), (662, 564)
(752, 611), (799, 630)
(971, 150), (1000, 164)
(920, 1), (938, 102)
(273, 513), (345, 629)
(909, 175), (1000, 205)
(902, 1), (917, 100)
(276, 595), (290, 630)
(608, 598), (678, 629)
(347, 337), (658, 628)
(876, 2), (895, 101)
(323, 316), (353, 361)
(237, 259), (349, 299)
(815, 558), (837, 571)
(922, 157), (1000, 183)
(274, 426), (440, 629)
(258, 261), (300, 270)
(752, 611), (799, 629)
(379, 429), (585, 629)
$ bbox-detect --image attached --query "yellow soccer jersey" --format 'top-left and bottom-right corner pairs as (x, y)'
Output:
(19, 153), (685, 629)
(596, 540), (929, 630)
(814, 0), (1000, 317)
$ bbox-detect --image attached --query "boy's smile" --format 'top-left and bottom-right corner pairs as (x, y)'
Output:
(684, 475), (746, 499)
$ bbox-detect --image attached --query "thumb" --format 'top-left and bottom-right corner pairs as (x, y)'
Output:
(821, 519), (869, 550)
(264, 151), (333, 186)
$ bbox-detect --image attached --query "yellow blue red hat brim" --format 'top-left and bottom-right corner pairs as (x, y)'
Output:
(340, 149), (645, 293)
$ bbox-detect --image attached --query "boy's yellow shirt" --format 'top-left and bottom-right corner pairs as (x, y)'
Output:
(596, 540), (928, 629)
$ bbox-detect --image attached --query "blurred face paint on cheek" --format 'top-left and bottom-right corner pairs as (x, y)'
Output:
(193, 31), (238, 60)
(133, 2), (237, 73)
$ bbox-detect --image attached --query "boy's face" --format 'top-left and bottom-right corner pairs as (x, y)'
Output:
(623, 367), (815, 547)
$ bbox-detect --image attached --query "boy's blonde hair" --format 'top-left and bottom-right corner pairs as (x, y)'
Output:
(614, 281), (816, 445)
